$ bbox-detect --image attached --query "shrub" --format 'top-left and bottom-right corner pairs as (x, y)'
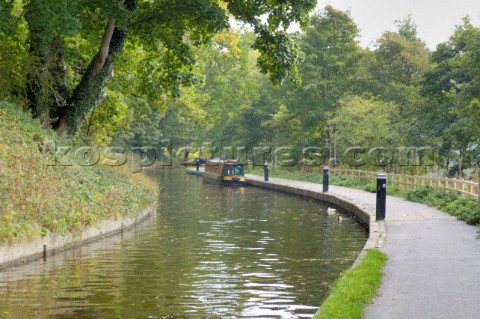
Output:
(0, 101), (158, 242)
(363, 183), (377, 193)
(406, 186), (480, 226)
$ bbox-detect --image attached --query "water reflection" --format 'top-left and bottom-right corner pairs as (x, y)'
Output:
(0, 168), (367, 318)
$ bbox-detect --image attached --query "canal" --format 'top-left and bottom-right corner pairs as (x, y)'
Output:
(0, 168), (367, 318)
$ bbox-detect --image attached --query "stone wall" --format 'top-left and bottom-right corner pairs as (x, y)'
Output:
(0, 206), (155, 269)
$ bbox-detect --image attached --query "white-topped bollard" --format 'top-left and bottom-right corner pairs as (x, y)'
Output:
(264, 161), (269, 181)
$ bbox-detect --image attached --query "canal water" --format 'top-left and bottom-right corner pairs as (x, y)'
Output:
(0, 168), (367, 318)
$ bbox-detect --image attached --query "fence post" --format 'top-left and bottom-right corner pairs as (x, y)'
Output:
(477, 160), (480, 205)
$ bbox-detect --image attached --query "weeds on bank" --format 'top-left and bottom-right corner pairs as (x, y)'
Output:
(0, 101), (158, 242)
(406, 186), (480, 225)
(313, 249), (387, 319)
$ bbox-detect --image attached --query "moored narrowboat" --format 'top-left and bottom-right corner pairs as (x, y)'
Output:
(203, 159), (246, 186)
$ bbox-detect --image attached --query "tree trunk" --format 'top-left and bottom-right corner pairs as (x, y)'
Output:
(458, 154), (463, 179)
(26, 28), (68, 127)
(56, 0), (136, 136)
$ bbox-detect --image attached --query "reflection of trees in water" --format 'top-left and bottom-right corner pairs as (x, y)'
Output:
(0, 169), (366, 318)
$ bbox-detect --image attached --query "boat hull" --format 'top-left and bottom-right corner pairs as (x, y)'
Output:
(202, 171), (246, 186)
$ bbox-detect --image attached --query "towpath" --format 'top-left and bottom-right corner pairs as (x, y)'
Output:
(246, 174), (480, 319)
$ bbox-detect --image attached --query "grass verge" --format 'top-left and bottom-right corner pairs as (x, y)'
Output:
(313, 249), (387, 319)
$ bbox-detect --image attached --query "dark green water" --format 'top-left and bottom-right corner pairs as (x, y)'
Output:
(0, 168), (367, 318)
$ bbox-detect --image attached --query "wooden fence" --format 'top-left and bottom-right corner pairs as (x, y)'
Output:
(330, 168), (480, 200)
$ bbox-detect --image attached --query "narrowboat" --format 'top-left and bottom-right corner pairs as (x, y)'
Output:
(203, 159), (246, 186)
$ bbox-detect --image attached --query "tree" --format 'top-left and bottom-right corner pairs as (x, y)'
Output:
(347, 17), (431, 167)
(276, 5), (362, 153)
(184, 29), (278, 153)
(329, 95), (402, 169)
(355, 17), (429, 136)
(421, 18), (480, 177)
(2, 0), (317, 136)
(0, 0), (29, 100)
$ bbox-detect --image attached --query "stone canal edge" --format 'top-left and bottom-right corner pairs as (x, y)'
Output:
(0, 206), (156, 269)
(187, 169), (385, 266)
(245, 174), (385, 266)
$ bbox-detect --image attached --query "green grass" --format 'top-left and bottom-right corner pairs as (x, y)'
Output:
(0, 100), (158, 242)
(313, 249), (388, 319)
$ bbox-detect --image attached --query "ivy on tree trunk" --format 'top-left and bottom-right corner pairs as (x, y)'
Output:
(58, 0), (136, 136)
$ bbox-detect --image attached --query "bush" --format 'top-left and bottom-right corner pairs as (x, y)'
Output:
(0, 101), (158, 242)
(363, 183), (377, 193)
(406, 186), (480, 226)
(406, 185), (433, 202)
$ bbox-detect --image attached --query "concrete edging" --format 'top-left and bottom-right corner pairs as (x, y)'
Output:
(186, 168), (385, 266)
(245, 178), (384, 266)
(0, 206), (156, 270)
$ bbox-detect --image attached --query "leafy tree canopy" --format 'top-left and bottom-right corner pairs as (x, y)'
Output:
(0, 0), (317, 135)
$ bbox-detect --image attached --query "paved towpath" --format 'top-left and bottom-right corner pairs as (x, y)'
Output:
(246, 174), (480, 319)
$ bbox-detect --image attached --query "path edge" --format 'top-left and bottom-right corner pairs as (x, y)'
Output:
(245, 177), (385, 266)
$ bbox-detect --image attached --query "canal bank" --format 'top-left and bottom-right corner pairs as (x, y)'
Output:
(242, 173), (480, 319)
(0, 206), (155, 269)
(189, 169), (480, 318)
(244, 175), (384, 265)
(188, 168), (384, 265)
(0, 101), (159, 269)
(0, 168), (367, 318)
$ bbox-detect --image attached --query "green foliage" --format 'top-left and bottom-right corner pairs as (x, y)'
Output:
(82, 88), (133, 146)
(0, 100), (157, 242)
(363, 183), (377, 193)
(0, 1), (30, 100)
(406, 186), (480, 225)
(239, 5), (363, 160)
(313, 249), (387, 319)
(300, 6), (362, 103)
(330, 95), (402, 170)
(420, 18), (480, 176)
(2, 0), (480, 183)
(329, 174), (369, 188)
(354, 17), (430, 155)
(25, 0), (82, 55)
(1, 0), (317, 135)
(226, 0), (317, 84)
(253, 28), (303, 85)
(278, 6), (362, 148)
(185, 29), (278, 150)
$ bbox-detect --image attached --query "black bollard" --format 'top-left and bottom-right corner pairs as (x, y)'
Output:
(323, 165), (330, 192)
(264, 161), (269, 181)
(196, 159), (200, 171)
(376, 174), (387, 221)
